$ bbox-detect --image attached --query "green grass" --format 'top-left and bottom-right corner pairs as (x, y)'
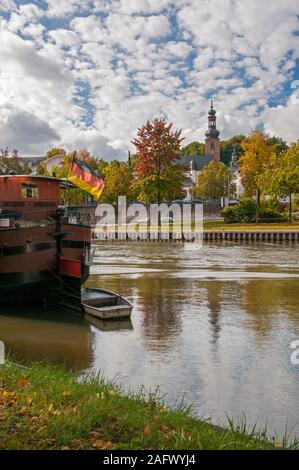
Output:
(93, 221), (299, 235)
(0, 362), (298, 450)
(203, 220), (299, 231)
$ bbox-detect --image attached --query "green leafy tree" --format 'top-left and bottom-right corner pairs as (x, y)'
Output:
(220, 135), (245, 165)
(132, 164), (185, 202)
(193, 161), (235, 200)
(262, 141), (299, 222)
(267, 136), (289, 156)
(101, 161), (134, 204)
(181, 141), (205, 156)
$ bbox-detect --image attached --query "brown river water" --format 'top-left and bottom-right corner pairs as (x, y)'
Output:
(1, 241), (299, 439)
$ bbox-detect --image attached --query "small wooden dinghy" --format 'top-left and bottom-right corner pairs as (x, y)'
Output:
(81, 288), (133, 320)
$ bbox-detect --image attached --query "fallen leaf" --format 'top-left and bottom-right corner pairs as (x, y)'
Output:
(37, 426), (47, 434)
(161, 424), (172, 432)
(92, 440), (112, 449)
(48, 403), (54, 413)
(71, 439), (82, 447)
(17, 379), (29, 389)
(90, 431), (103, 439)
(144, 425), (151, 434)
(30, 416), (39, 423)
(1, 391), (10, 401)
(27, 395), (33, 405)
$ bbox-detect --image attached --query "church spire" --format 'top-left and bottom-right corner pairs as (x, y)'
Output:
(205, 99), (220, 161)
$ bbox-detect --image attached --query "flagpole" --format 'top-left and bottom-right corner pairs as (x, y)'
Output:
(65, 151), (77, 206)
(67, 150), (77, 181)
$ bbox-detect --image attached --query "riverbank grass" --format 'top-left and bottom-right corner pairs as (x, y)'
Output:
(0, 362), (296, 450)
(203, 220), (299, 231)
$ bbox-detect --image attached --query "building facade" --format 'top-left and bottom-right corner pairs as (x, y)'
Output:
(230, 148), (244, 199)
(180, 100), (221, 200)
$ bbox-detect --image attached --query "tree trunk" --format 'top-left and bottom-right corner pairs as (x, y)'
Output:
(256, 188), (260, 224)
(157, 154), (161, 227)
(289, 193), (292, 224)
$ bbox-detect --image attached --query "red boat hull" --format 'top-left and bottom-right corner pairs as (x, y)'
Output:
(0, 223), (91, 305)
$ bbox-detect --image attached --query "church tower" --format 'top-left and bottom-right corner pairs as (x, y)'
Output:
(205, 100), (220, 162)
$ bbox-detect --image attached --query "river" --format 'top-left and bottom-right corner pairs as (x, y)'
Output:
(1, 241), (299, 439)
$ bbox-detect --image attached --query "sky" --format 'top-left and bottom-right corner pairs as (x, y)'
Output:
(0, 0), (298, 160)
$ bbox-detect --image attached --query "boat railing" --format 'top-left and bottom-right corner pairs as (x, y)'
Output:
(64, 209), (91, 226)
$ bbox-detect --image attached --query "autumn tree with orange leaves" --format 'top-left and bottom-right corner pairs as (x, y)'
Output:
(239, 130), (274, 223)
(131, 118), (186, 203)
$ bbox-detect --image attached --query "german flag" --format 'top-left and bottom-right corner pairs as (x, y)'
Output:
(68, 158), (105, 200)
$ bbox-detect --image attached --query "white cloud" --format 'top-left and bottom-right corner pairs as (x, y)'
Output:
(45, 0), (91, 18)
(94, 0), (177, 15)
(0, 105), (60, 154)
(263, 99), (299, 143)
(0, 0), (298, 159)
(0, 31), (68, 82)
(0, 0), (17, 13)
(48, 29), (80, 48)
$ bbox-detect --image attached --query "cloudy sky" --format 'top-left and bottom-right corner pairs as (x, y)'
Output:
(0, 0), (298, 160)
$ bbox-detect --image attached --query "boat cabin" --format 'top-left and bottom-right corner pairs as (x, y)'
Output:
(0, 175), (61, 226)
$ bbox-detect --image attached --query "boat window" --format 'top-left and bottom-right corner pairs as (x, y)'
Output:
(21, 183), (39, 199)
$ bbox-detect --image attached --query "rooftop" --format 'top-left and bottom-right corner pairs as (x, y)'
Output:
(178, 154), (214, 171)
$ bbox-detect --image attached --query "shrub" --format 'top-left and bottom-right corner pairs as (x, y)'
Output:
(222, 206), (238, 223)
(222, 198), (285, 224)
(259, 207), (285, 223)
(293, 196), (299, 212)
(235, 199), (256, 223)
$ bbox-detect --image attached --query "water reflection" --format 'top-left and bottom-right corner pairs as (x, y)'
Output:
(0, 306), (93, 369)
(87, 242), (299, 438)
(85, 315), (133, 332)
(206, 282), (223, 345)
(0, 242), (299, 438)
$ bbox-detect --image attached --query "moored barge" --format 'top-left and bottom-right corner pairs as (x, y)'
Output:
(0, 175), (91, 306)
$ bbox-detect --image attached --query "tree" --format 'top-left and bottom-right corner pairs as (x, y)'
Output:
(220, 135), (245, 165)
(193, 161), (235, 200)
(101, 161), (134, 204)
(132, 164), (185, 202)
(131, 118), (185, 203)
(77, 149), (100, 170)
(239, 130), (274, 223)
(262, 141), (299, 222)
(45, 148), (66, 159)
(0, 148), (31, 175)
(181, 141), (205, 156)
(267, 136), (289, 156)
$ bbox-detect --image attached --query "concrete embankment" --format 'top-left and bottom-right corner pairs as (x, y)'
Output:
(91, 229), (299, 243)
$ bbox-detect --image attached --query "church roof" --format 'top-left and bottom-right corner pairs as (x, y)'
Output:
(178, 154), (214, 171)
(19, 156), (44, 165)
